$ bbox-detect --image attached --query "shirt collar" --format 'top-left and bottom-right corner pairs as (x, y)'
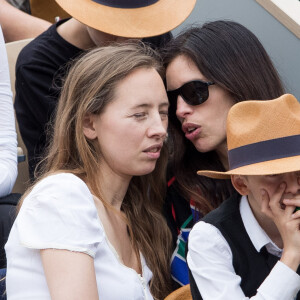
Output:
(240, 195), (282, 256)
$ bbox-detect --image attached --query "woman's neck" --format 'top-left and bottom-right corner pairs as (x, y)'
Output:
(94, 166), (131, 211)
(215, 141), (229, 170)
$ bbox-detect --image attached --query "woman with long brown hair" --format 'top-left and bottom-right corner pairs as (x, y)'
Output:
(5, 43), (172, 299)
(163, 20), (285, 288)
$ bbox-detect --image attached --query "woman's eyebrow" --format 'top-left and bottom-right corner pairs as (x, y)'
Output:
(131, 103), (151, 109)
(131, 102), (169, 110)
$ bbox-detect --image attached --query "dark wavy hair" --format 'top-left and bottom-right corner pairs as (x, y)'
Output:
(163, 20), (285, 214)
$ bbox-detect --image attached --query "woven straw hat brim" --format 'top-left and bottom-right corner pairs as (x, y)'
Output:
(197, 155), (300, 179)
(55, 0), (196, 38)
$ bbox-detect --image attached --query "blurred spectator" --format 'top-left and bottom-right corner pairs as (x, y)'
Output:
(6, 0), (30, 13)
(0, 25), (17, 197)
(0, 25), (20, 274)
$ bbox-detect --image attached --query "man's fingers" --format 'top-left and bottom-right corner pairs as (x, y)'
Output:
(268, 183), (286, 211)
(261, 189), (273, 218)
(292, 210), (300, 220)
(283, 196), (300, 208)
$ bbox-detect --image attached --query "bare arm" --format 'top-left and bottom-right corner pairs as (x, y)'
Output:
(41, 249), (99, 300)
(0, 0), (51, 42)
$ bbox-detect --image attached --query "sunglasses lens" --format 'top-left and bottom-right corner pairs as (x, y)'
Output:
(181, 81), (209, 105)
(167, 80), (213, 122)
(168, 93), (178, 122)
(167, 90), (177, 104)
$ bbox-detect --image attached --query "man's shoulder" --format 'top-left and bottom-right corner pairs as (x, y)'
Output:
(16, 24), (57, 66)
(16, 21), (81, 69)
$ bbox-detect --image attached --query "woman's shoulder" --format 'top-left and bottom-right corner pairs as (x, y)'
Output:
(32, 172), (90, 195)
(16, 172), (103, 255)
(36, 171), (86, 184)
(22, 172), (94, 211)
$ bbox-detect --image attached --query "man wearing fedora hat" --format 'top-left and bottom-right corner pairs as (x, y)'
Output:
(187, 94), (300, 299)
(14, 0), (196, 180)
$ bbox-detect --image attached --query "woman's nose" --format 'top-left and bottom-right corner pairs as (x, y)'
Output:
(147, 117), (167, 139)
(176, 96), (193, 120)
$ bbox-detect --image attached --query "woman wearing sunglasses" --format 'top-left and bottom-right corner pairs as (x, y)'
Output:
(162, 20), (285, 288)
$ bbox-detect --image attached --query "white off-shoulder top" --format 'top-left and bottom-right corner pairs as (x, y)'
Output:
(5, 173), (153, 300)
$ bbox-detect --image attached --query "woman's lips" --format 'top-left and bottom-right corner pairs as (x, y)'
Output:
(143, 144), (162, 159)
(185, 128), (201, 140)
(182, 123), (201, 141)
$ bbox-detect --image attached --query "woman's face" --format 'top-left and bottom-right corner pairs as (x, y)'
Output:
(85, 67), (168, 179)
(166, 55), (235, 158)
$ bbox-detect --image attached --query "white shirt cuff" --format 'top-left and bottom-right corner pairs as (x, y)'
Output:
(258, 261), (300, 299)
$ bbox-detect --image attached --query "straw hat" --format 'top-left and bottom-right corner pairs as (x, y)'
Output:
(54, 0), (196, 38)
(197, 94), (300, 179)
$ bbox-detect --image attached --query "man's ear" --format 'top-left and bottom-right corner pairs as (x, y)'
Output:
(82, 113), (97, 140)
(231, 175), (249, 196)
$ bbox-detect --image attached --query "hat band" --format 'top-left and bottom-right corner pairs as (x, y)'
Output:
(92, 0), (159, 8)
(228, 134), (300, 170)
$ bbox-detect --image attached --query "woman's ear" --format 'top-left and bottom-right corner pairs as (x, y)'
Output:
(231, 175), (249, 196)
(82, 113), (97, 140)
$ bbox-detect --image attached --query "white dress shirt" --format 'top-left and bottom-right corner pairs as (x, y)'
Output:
(0, 26), (17, 197)
(187, 196), (300, 300)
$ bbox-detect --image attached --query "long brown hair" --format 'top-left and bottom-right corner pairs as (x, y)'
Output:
(19, 43), (172, 299)
(163, 20), (285, 215)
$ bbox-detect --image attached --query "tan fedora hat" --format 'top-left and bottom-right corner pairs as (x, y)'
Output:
(54, 0), (196, 38)
(197, 94), (300, 179)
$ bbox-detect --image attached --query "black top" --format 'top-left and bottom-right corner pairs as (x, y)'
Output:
(14, 19), (172, 179)
(189, 193), (300, 299)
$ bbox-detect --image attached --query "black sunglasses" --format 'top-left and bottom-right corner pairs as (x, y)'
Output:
(167, 80), (215, 107)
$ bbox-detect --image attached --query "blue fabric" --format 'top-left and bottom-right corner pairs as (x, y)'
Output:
(171, 254), (190, 286)
(0, 268), (6, 300)
(170, 203), (201, 287)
